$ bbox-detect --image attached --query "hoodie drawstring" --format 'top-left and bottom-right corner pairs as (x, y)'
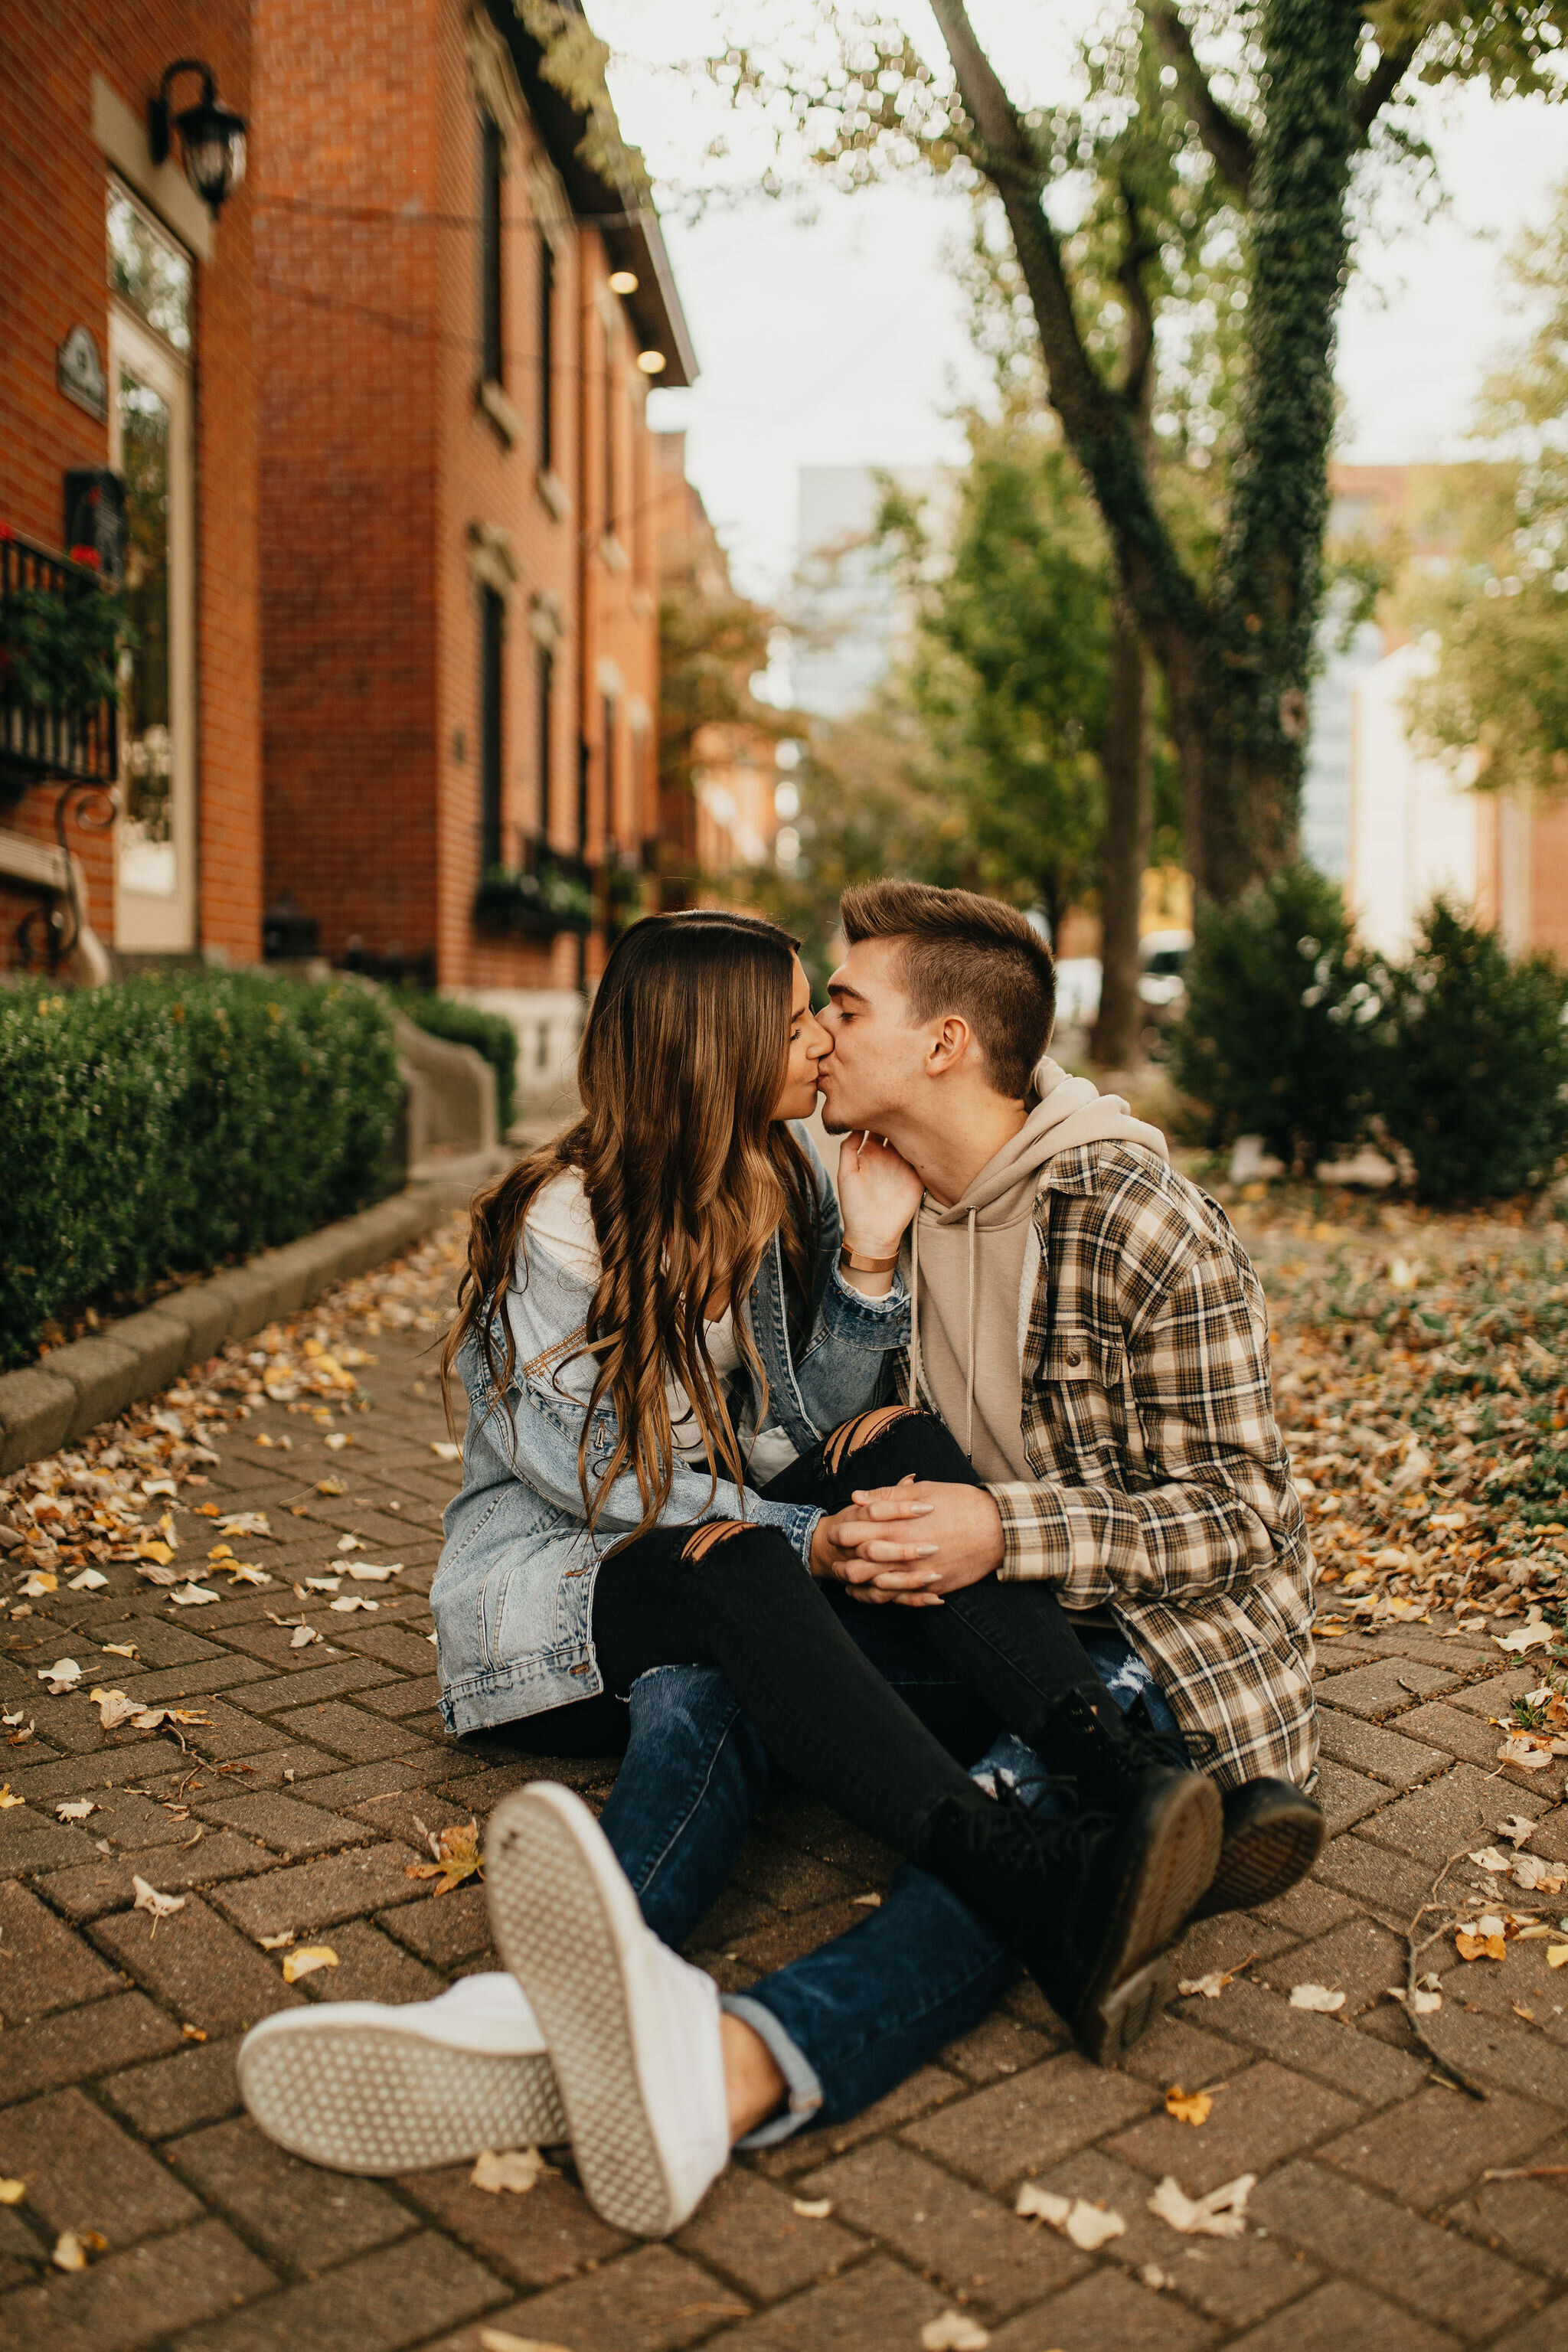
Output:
(965, 1207), (976, 1462)
(910, 1208), (922, 1411)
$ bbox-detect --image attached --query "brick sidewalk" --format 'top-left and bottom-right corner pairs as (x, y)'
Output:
(4, 1223), (1568, 2352)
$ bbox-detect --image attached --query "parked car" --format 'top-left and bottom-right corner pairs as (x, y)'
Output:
(1138, 929), (1193, 1021)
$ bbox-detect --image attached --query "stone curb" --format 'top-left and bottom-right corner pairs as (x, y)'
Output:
(0, 1147), (510, 1477)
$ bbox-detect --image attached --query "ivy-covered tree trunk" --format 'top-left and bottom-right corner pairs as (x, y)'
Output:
(930, 0), (1361, 903)
(1181, 0), (1361, 900)
(1090, 599), (1152, 1067)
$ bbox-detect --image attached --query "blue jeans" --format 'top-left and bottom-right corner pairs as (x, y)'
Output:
(596, 1615), (1183, 2145)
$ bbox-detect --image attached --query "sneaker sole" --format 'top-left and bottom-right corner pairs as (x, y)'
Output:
(237, 2017), (565, 2175)
(1072, 1774), (1222, 2066)
(486, 1785), (683, 2239)
(1191, 1791), (1326, 1920)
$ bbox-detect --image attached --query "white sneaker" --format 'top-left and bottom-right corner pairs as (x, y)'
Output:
(485, 1781), (730, 2237)
(237, 1972), (565, 2174)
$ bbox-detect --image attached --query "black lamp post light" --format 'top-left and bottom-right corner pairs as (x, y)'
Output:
(147, 61), (248, 214)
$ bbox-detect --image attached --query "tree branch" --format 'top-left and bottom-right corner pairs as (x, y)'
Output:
(1354, 38), (1419, 142)
(926, 0), (1207, 662)
(1140, 2), (1255, 202)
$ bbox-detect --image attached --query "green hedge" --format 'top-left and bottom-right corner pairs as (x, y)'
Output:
(0, 972), (403, 1368)
(1170, 877), (1568, 1200)
(395, 992), (518, 1135)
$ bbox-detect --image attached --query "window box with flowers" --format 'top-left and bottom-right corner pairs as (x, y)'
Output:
(0, 528), (130, 803)
(475, 845), (595, 936)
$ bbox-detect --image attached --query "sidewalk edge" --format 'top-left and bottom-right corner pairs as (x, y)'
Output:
(0, 1148), (510, 1476)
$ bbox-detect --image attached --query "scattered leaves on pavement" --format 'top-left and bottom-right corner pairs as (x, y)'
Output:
(792, 2197), (834, 2218)
(55, 1798), (96, 1821)
(1165, 2086), (1214, 2125)
(281, 1945), (338, 1984)
(0, 2179), (24, 2204)
(37, 1658), (80, 1692)
(407, 1818), (483, 1893)
(471, 2147), (545, 2195)
(1015, 2181), (1127, 2247)
(1289, 1983), (1346, 2011)
(132, 1875), (186, 1929)
(920, 2315), (991, 2352)
(1148, 2172), (1256, 2238)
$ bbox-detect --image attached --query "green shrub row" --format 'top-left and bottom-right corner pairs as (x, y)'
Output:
(1170, 867), (1568, 1200)
(0, 972), (403, 1369)
(394, 992), (518, 1135)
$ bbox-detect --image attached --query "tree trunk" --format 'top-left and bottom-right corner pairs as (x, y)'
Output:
(1090, 599), (1151, 1070)
(929, 0), (1361, 904)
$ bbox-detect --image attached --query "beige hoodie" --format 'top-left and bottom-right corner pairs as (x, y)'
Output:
(906, 1060), (1168, 1480)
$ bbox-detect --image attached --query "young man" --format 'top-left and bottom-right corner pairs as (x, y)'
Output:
(240, 884), (1320, 2237)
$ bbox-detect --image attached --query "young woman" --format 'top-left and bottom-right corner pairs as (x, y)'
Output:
(431, 911), (1220, 2059)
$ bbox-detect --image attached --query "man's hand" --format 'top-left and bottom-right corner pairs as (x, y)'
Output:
(831, 1478), (1006, 1606)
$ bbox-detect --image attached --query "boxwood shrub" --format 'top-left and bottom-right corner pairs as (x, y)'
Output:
(394, 992), (518, 1135)
(0, 972), (402, 1368)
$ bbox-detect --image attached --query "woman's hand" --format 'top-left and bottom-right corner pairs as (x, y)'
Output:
(808, 1479), (940, 1601)
(837, 1132), (922, 1260)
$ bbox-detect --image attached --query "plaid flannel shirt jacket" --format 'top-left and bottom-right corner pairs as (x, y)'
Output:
(897, 1141), (1317, 1792)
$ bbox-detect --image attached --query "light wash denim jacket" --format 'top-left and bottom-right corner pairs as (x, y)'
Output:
(433, 1128), (908, 1736)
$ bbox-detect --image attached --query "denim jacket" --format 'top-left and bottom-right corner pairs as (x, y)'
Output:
(433, 1127), (908, 1736)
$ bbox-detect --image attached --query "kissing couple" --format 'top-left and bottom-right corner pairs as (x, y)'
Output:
(239, 880), (1321, 2239)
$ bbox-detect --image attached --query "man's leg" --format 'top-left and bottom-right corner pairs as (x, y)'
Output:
(723, 1635), (1184, 2145)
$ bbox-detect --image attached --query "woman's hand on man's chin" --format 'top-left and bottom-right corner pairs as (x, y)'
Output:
(837, 1130), (922, 1259)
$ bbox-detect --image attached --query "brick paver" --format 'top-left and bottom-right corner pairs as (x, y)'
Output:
(5, 1219), (1568, 2350)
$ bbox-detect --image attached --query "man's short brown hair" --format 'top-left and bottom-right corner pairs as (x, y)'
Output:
(840, 880), (1055, 1099)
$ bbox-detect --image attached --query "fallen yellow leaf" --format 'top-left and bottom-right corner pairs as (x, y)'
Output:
(1165, 2086), (1214, 2126)
(1456, 1930), (1508, 1963)
(405, 1818), (483, 1895)
(1547, 1945), (1568, 1968)
(0, 2178), (24, 2203)
(281, 1945), (338, 1984)
(0, 1787), (24, 1810)
(471, 2146), (544, 2194)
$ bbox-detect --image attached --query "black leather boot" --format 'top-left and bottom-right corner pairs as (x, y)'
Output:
(1187, 1779), (1326, 1920)
(920, 1767), (1222, 2065)
(1032, 1691), (1324, 1923)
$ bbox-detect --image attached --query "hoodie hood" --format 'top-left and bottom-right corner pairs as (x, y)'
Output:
(907, 1061), (1168, 1478)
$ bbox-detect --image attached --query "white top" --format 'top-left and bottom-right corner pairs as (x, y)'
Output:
(526, 1168), (745, 1465)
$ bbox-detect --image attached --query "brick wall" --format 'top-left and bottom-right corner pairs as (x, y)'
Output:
(256, 0), (669, 994)
(0, 0), (259, 969)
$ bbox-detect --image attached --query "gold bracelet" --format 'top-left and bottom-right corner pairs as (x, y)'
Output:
(840, 1243), (900, 1274)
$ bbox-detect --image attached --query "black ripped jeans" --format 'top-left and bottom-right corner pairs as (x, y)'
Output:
(492, 1412), (1119, 1869)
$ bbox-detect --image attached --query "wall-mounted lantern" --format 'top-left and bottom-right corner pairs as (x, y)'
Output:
(147, 61), (248, 215)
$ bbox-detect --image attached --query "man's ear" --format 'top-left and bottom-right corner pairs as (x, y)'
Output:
(926, 1014), (972, 1077)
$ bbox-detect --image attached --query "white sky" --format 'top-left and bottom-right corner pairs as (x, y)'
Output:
(593, 2), (1567, 600)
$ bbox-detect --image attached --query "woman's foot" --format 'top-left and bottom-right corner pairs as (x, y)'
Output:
(485, 1782), (732, 2237)
(922, 1765), (1222, 2064)
(237, 1975), (565, 2174)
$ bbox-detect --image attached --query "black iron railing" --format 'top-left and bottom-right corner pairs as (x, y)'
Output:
(0, 532), (119, 797)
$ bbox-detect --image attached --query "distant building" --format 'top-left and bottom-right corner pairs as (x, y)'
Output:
(252, 0), (696, 1091)
(1, 3), (260, 979)
(655, 431), (781, 898)
(1308, 463), (1568, 962)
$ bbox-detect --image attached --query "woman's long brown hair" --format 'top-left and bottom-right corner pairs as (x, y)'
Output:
(442, 910), (819, 1544)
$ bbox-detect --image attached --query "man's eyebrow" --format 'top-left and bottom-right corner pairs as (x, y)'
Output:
(828, 980), (870, 1004)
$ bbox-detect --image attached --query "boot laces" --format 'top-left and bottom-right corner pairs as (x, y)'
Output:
(960, 1775), (1117, 1891)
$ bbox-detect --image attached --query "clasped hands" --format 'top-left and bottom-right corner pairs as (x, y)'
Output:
(808, 1475), (1004, 1606)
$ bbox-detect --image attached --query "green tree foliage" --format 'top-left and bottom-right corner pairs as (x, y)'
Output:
(707, 2), (1568, 900)
(1169, 862), (1386, 1173)
(1403, 181), (1568, 800)
(877, 422), (1109, 938)
(1379, 900), (1568, 1201)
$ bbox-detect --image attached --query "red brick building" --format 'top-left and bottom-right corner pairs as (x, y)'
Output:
(0, 2), (260, 978)
(253, 0), (694, 1077)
